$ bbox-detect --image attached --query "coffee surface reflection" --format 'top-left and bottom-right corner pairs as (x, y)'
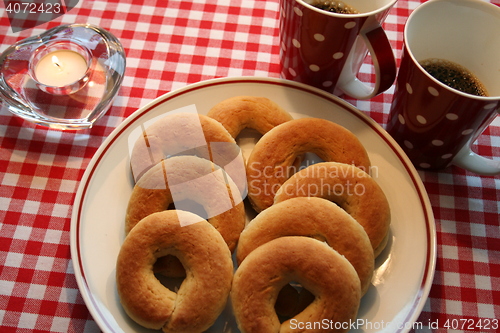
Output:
(420, 58), (488, 96)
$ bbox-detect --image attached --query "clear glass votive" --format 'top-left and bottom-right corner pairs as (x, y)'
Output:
(0, 23), (126, 130)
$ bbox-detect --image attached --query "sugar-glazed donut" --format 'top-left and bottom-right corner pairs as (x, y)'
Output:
(116, 210), (233, 332)
(129, 112), (239, 182)
(237, 197), (374, 295)
(231, 236), (361, 333)
(274, 162), (390, 257)
(126, 155), (245, 276)
(246, 117), (371, 212)
(207, 96), (293, 138)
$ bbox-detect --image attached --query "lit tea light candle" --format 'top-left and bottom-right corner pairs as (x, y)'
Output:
(34, 50), (88, 87)
(29, 40), (93, 95)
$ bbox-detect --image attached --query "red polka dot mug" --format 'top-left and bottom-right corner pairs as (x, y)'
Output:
(279, 0), (397, 99)
(387, 0), (500, 175)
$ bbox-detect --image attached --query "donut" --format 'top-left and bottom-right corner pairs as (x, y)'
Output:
(207, 96), (293, 138)
(274, 162), (390, 257)
(129, 112), (239, 183)
(236, 197), (374, 295)
(231, 236), (361, 333)
(246, 117), (371, 212)
(126, 155), (245, 276)
(116, 210), (233, 332)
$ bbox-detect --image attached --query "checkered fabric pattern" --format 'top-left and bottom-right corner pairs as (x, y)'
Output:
(0, 0), (498, 332)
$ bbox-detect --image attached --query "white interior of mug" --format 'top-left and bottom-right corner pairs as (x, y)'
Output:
(300, 0), (397, 15)
(405, 0), (500, 98)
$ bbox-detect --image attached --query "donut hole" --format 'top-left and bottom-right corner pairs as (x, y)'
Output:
(236, 128), (262, 161)
(154, 270), (185, 292)
(323, 192), (351, 214)
(275, 282), (315, 322)
(153, 255), (187, 278)
(166, 146), (212, 161)
(290, 152), (325, 177)
(166, 199), (209, 220)
(301, 152), (325, 166)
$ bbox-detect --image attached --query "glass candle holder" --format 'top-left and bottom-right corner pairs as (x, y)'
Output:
(0, 23), (126, 130)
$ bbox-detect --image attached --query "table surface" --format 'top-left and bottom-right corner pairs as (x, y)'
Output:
(1, 1), (499, 332)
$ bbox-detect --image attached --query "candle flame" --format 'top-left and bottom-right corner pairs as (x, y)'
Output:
(52, 55), (61, 68)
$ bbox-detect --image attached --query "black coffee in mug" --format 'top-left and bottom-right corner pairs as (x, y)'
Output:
(309, 0), (360, 14)
(420, 58), (488, 96)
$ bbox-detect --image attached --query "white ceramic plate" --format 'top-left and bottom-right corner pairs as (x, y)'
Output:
(71, 77), (436, 333)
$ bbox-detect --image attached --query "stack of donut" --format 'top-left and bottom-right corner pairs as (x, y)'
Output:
(115, 95), (391, 333)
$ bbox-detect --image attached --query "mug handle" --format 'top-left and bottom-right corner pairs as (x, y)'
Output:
(337, 26), (397, 99)
(452, 144), (500, 176)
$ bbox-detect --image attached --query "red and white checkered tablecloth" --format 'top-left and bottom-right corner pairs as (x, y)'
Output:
(0, 0), (498, 332)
